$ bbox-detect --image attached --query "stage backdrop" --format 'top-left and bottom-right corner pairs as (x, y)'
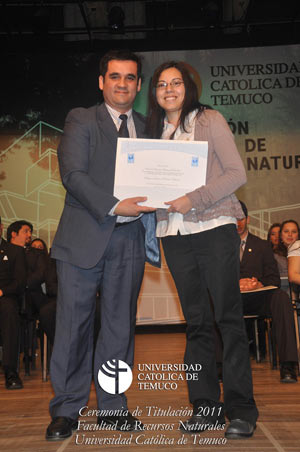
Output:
(0, 44), (299, 324)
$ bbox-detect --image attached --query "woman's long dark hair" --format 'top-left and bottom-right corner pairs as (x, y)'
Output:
(145, 61), (208, 139)
(276, 219), (300, 257)
(31, 237), (49, 256)
(267, 222), (281, 250)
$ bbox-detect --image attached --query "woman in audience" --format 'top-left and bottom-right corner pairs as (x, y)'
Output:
(277, 220), (300, 256)
(31, 238), (48, 255)
(267, 223), (281, 251)
(288, 239), (300, 285)
(29, 238), (56, 345)
(269, 221), (299, 282)
(267, 223), (286, 279)
(288, 233), (300, 337)
(30, 238), (49, 295)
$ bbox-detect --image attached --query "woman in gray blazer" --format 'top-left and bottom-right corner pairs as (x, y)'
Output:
(146, 61), (258, 439)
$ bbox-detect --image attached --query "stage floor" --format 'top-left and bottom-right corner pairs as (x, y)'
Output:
(1, 332), (300, 452)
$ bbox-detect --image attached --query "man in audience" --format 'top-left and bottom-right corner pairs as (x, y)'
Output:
(0, 216), (26, 389)
(7, 220), (48, 317)
(238, 201), (298, 383)
(6, 220), (32, 248)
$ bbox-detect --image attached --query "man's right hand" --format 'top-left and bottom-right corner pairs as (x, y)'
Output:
(114, 197), (156, 217)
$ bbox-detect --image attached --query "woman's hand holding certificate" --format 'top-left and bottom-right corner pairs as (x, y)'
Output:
(164, 195), (193, 214)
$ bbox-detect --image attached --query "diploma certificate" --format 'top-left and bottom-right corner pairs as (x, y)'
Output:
(114, 138), (208, 208)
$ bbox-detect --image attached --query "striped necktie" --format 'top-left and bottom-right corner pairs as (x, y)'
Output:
(240, 239), (246, 261)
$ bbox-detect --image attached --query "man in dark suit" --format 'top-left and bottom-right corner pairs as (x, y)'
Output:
(7, 220), (48, 318)
(0, 216), (26, 389)
(46, 50), (159, 441)
(238, 201), (298, 383)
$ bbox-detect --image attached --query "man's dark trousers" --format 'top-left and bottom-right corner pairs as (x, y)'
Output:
(49, 220), (145, 419)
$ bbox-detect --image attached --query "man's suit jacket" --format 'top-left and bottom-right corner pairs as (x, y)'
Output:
(52, 103), (159, 269)
(0, 239), (26, 298)
(26, 247), (47, 292)
(240, 232), (280, 287)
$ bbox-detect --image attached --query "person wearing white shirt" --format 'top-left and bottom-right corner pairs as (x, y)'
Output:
(146, 61), (258, 439)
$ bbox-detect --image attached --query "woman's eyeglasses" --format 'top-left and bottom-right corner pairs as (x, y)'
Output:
(156, 80), (184, 90)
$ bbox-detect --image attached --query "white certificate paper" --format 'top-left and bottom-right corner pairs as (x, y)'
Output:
(114, 138), (208, 208)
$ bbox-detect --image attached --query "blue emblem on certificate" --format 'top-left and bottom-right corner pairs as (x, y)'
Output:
(127, 153), (134, 164)
(191, 156), (199, 167)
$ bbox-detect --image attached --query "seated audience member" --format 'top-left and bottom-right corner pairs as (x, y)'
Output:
(267, 223), (281, 252)
(237, 201), (298, 383)
(288, 239), (300, 338)
(7, 223), (59, 361)
(268, 223), (287, 277)
(31, 238), (48, 254)
(280, 220), (300, 250)
(276, 220), (299, 260)
(7, 220), (32, 248)
(29, 238), (58, 346)
(31, 238), (48, 294)
(288, 240), (300, 285)
(7, 221), (48, 317)
(0, 216), (26, 389)
(274, 221), (300, 289)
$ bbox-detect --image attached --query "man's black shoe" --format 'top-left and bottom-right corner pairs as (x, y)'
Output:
(46, 417), (78, 441)
(97, 412), (142, 431)
(225, 419), (255, 439)
(180, 399), (225, 432)
(5, 371), (23, 390)
(280, 362), (298, 383)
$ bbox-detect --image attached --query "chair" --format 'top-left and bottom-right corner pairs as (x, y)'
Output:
(244, 314), (277, 367)
(289, 283), (300, 375)
(264, 316), (277, 369)
(0, 336), (3, 367)
(36, 321), (52, 382)
(19, 294), (38, 376)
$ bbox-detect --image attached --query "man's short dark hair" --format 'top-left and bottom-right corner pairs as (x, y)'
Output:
(7, 220), (33, 243)
(99, 49), (142, 80)
(239, 200), (248, 218)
